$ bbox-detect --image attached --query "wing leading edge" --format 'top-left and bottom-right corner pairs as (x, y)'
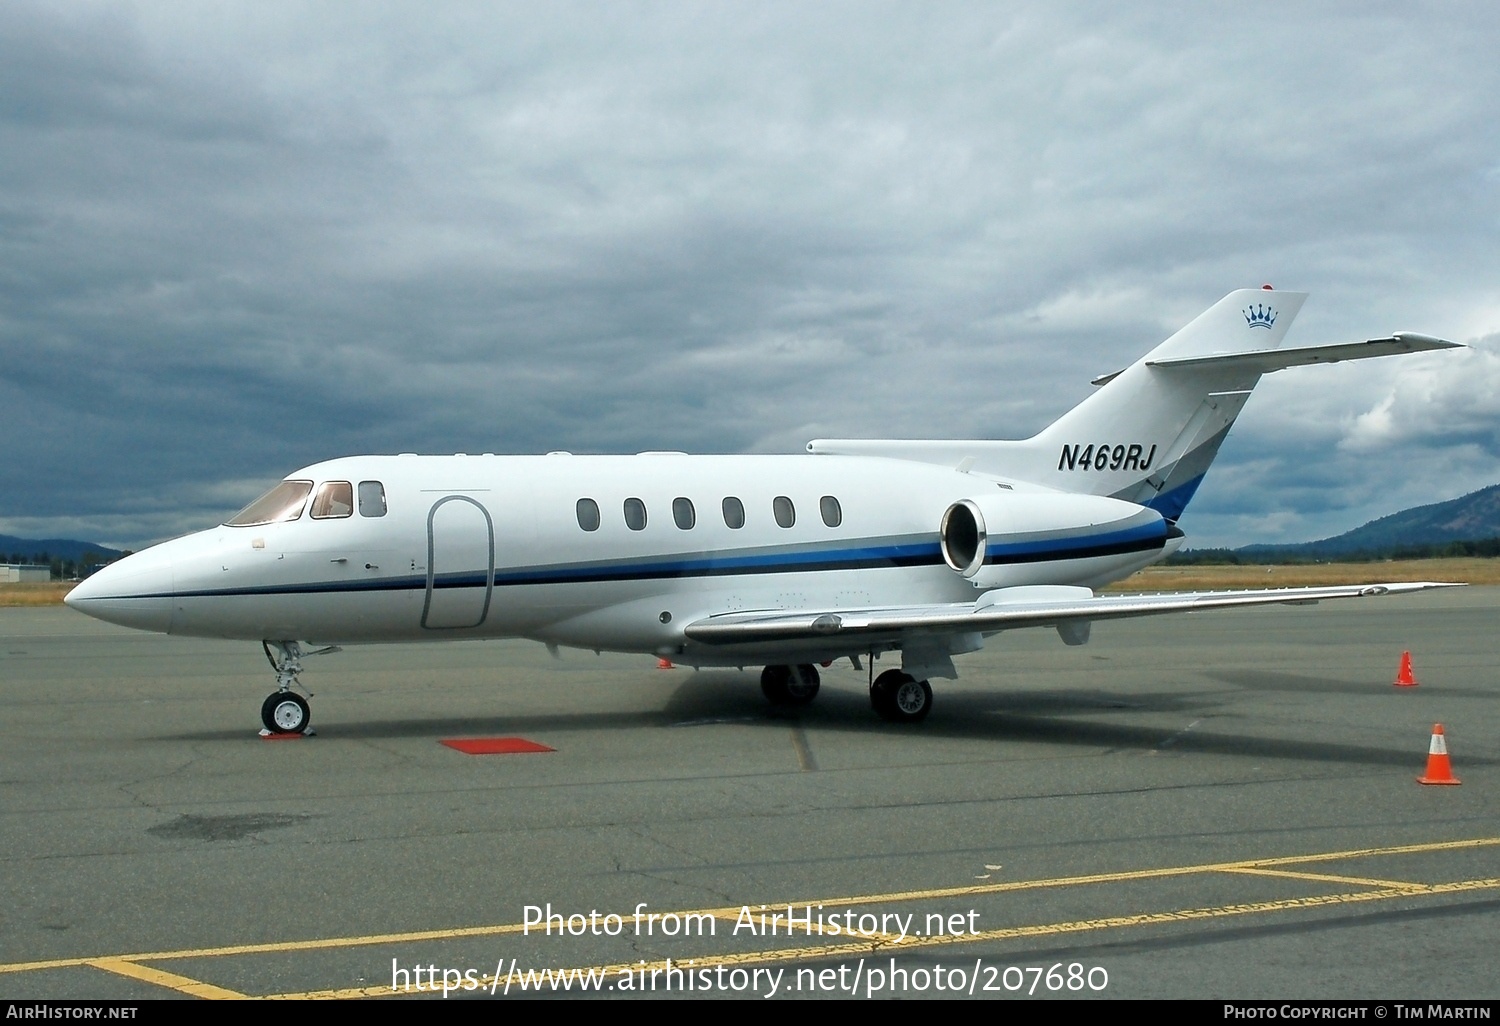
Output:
(683, 582), (1463, 646)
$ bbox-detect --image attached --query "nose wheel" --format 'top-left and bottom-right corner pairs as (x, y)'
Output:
(261, 691), (311, 734)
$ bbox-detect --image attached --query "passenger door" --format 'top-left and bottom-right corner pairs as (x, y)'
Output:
(422, 495), (494, 629)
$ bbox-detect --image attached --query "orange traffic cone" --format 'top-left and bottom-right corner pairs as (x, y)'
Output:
(1393, 651), (1419, 687)
(1417, 724), (1460, 785)
(656, 657), (675, 670)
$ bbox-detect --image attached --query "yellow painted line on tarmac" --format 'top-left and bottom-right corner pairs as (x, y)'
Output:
(4, 836), (1496, 994)
(272, 875), (1500, 1000)
(1218, 867), (1420, 888)
(748, 835), (1500, 912)
(0, 922), (535, 975)
(88, 958), (245, 999)
(1239, 837), (1500, 867)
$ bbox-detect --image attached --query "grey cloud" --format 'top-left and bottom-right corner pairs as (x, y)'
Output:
(2, 2), (1498, 548)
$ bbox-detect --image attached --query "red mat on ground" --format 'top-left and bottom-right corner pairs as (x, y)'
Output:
(441, 737), (555, 755)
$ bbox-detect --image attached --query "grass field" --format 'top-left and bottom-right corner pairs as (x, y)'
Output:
(4, 558), (1494, 609)
(1105, 558), (1500, 590)
(0, 582), (77, 607)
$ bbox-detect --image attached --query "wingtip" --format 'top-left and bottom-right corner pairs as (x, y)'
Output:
(1367, 581), (1468, 595)
(1392, 332), (1464, 350)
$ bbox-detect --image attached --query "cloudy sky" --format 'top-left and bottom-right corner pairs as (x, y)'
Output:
(2, 2), (1498, 551)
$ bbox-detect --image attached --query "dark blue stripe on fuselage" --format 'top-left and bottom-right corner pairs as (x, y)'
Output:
(141, 525), (1166, 601)
(493, 540), (939, 586)
(983, 520), (1166, 565)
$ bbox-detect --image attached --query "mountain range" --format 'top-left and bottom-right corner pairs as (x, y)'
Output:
(1227, 483), (1500, 560)
(0, 535), (126, 565)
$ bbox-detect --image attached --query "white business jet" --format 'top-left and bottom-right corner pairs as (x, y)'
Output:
(66, 288), (1461, 734)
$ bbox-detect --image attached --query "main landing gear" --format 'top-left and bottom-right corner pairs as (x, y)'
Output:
(760, 664), (821, 706)
(261, 640), (312, 735)
(870, 669), (933, 723)
(758, 662), (934, 723)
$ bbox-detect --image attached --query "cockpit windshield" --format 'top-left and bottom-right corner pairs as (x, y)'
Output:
(225, 480), (314, 527)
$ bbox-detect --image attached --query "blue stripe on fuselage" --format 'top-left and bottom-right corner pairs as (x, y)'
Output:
(982, 519), (1166, 565)
(128, 523), (1167, 601)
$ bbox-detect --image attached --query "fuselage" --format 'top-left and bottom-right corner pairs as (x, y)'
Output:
(66, 452), (1171, 664)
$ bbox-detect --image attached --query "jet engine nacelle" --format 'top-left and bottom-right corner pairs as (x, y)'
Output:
(939, 491), (1168, 590)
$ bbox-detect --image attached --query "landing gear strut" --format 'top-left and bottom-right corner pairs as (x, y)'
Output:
(870, 669), (932, 723)
(261, 640), (312, 735)
(761, 664), (821, 706)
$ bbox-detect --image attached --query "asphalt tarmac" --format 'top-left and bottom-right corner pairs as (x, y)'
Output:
(2, 586), (1496, 1001)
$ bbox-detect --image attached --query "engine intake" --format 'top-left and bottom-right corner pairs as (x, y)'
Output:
(939, 492), (1167, 589)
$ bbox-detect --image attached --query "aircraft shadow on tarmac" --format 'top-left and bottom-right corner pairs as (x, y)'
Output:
(1208, 667), (1498, 699)
(159, 669), (1494, 770)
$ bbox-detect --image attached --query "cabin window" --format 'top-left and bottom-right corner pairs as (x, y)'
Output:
(773, 496), (795, 528)
(225, 480), (313, 527)
(310, 481), (354, 519)
(819, 495), (842, 528)
(672, 497), (695, 530)
(623, 497), (647, 531)
(358, 481), (387, 518)
(722, 496), (745, 529)
(576, 498), (601, 532)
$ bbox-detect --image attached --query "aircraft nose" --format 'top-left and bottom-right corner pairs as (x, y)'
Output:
(65, 548), (175, 634)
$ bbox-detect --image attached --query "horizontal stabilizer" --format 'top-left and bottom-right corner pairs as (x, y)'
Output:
(1148, 333), (1461, 373)
(684, 582), (1463, 646)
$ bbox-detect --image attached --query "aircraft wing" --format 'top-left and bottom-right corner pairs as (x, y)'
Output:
(683, 581), (1461, 646)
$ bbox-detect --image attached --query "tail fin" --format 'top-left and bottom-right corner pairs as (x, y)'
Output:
(1029, 288), (1306, 518)
(809, 288), (1458, 520)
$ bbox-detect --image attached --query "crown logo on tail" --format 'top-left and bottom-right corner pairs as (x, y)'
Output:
(1243, 303), (1277, 329)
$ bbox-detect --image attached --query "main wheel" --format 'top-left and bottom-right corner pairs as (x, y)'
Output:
(761, 664), (820, 706)
(261, 691), (311, 734)
(871, 670), (932, 723)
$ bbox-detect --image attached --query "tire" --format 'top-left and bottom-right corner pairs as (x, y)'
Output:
(870, 669), (905, 713)
(761, 664), (820, 706)
(871, 670), (931, 723)
(261, 691), (311, 734)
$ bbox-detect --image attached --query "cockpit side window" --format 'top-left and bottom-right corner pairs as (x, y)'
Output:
(225, 480), (313, 527)
(310, 481), (354, 519)
(358, 481), (387, 518)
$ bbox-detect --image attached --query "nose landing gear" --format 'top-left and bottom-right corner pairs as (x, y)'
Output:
(260, 640), (315, 735)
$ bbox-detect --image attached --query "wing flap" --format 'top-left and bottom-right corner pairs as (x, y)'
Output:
(683, 582), (1461, 645)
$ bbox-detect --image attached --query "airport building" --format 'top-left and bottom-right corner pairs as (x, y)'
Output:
(1, 564), (51, 583)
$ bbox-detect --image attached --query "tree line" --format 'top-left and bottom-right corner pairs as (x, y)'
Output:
(1167, 537), (1500, 565)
